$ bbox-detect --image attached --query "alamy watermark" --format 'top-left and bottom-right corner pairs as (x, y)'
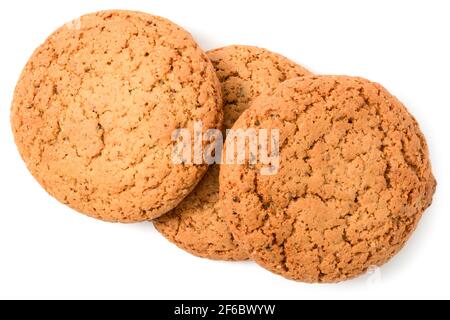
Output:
(171, 121), (280, 176)
(65, 17), (82, 30)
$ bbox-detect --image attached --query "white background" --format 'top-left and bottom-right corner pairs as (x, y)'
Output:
(0, 0), (449, 300)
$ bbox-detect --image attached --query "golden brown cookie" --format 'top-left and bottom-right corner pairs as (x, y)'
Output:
(154, 45), (311, 260)
(11, 10), (222, 222)
(220, 75), (436, 282)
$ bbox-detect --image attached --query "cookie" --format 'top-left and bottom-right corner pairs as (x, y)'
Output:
(11, 10), (223, 222)
(219, 76), (436, 282)
(154, 45), (311, 260)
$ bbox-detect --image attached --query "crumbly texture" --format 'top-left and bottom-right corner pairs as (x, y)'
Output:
(219, 76), (436, 282)
(154, 45), (311, 260)
(11, 10), (223, 222)
(209, 46), (311, 129)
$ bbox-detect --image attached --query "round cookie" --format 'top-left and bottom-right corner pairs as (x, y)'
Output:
(11, 10), (223, 222)
(220, 76), (436, 282)
(154, 45), (311, 260)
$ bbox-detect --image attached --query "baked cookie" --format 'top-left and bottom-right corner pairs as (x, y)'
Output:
(11, 10), (222, 222)
(154, 45), (311, 260)
(220, 76), (436, 282)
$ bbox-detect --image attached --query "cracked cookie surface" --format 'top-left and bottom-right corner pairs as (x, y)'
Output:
(154, 45), (311, 260)
(219, 76), (436, 282)
(11, 10), (222, 222)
